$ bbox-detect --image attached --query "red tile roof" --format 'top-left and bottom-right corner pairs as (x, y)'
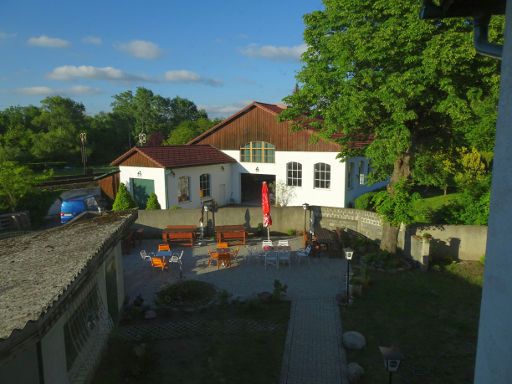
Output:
(111, 145), (236, 168)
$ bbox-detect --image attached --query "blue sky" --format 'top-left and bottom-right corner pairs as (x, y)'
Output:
(0, 0), (323, 118)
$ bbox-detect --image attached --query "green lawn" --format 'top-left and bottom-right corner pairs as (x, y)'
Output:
(93, 301), (290, 384)
(411, 193), (460, 223)
(342, 261), (483, 384)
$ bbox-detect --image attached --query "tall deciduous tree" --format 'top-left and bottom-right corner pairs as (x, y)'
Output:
(31, 96), (88, 163)
(280, 0), (502, 252)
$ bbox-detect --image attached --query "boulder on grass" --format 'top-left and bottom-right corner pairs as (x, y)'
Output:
(347, 362), (364, 383)
(343, 331), (366, 350)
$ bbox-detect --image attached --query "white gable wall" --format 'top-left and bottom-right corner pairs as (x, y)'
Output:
(119, 166), (167, 208)
(119, 164), (233, 209)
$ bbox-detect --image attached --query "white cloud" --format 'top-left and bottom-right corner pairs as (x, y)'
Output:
(241, 43), (306, 61)
(82, 36), (102, 45)
(27, 35), (70, 48)
(15, 85), (101, 96)
(164, 70), (222, 86)
(116, 40), (162, 60)
(47, 65), (148, 82)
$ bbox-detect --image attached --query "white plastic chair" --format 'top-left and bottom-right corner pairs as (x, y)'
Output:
(296, 245), (312, 265)
(169, 250), (184, 278)
(277, 239), (289, 247)
(262, 240), (273, 249)
(140, 250), (151, 261)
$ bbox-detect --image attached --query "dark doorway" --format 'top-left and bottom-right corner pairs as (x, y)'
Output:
(241, 173), (275, 205)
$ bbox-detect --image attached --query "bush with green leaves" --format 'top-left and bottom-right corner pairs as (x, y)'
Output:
(355, 191), (377, 211)
(145, 192), (161, 210)
(112, 183), (137, 211)
(155, 280), (216, 307)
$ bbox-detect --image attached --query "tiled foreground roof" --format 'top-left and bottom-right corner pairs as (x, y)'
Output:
(0, 211), (136, 341)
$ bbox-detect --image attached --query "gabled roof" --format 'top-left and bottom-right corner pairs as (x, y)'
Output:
(187, 101), (286, 145)
(111, 144), (237, 168)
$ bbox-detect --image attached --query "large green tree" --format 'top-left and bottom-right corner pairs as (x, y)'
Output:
(111, 87), (208, 143)
(164, 118), (218, 145)
(31, 96), (88, 163)
(280, 0), (502, 252)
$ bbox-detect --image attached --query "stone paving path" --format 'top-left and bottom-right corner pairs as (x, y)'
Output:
(280, 298), (346, 384)
(124, 237), (348, 383)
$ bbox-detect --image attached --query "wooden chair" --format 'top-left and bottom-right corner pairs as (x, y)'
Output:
(207, 250), (220, 268)
(150, 256), (168, 271)
(158, 244), (171, 252)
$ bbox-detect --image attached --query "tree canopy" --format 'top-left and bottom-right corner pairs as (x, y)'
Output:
(280, 0), (502, 251)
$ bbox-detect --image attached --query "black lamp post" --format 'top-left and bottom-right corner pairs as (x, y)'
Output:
(379, 346), (404, 384)
(344, 247), (354, 302)
(79, 132), (87, 176)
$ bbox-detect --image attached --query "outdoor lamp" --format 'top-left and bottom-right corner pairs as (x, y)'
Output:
(301, 203), (310, 240)
(343, 247), (354, 303)
(379, 346), (404, 384)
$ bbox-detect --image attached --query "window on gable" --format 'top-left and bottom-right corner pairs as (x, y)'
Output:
(286, 162), (302, 187)
(314, 162), (331, 189)
(240, 141), (275, 163)
(178, 176), (190, 202)
(358, 160), (366, 185)
(199, 174), (211, 198)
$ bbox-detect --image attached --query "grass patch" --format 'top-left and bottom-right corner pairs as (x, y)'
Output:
(342, 261), (483, 383)
(411, 193), (460, 223)
(93, 301), (290, 384)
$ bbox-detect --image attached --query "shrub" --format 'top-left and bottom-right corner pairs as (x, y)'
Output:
(479, 255), (485, 266)
(145, 192), (161, 210)
(155, 280), (216, 307)
(355, 191), (377, 211)
(112, 183), (137, 211)
(272, 279), (288, 301)
(286, 228), (297, 236)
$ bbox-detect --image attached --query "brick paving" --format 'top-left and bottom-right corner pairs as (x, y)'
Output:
(123, 236), (348, 384)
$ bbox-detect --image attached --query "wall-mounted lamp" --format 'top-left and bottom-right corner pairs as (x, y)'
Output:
(165, 169), (175, 177)
(255, 166), (259, 172)
(221, 165), (225, 171)
(137, 171), (142, 177)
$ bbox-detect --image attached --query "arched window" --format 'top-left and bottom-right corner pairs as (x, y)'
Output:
(199, 174), (211, 198)
(240, 141), (275, 163)
(314, 163), (331, 189)
(286, 162), (302, 186)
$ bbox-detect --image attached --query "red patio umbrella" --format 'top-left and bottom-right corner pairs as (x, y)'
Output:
(262, 181), (272, 240)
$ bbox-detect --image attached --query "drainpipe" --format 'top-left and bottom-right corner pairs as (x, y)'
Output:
(474, 14), (503, 60)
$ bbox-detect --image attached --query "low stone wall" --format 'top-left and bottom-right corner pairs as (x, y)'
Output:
(135, 206), (487, 261)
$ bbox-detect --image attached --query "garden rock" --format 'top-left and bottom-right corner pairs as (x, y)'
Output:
(144, 309), (157, 320)
(347, 362), (364, 383)
(343, 331), (366, 350)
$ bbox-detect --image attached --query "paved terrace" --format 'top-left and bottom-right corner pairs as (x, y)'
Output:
(124, 237), (349, 384)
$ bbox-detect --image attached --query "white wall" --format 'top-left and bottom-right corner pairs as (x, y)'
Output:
(119, 166), (167, 208)
(344, 157), (388, 206)
(223, 150), (384, 208)
(0, 343), (39, 384)
(166, 163), (233, 209)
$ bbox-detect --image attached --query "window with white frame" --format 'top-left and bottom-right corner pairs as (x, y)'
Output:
(199, 173), (211, 198)
(286, 162), (302, 186)
(178, 176), (190, 202)
(347, 162), (354, 188)
(314, 162), (331, 189)
(358, 160), (366, 185)
(240, 141), (275, 163)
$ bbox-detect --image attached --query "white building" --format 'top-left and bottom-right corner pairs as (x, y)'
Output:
(112, 102), (385, 209)
(0, 212), (136, 384)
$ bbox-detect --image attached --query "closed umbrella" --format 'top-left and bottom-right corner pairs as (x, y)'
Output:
(262, 181), (272, 241)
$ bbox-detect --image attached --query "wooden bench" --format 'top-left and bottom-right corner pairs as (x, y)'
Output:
(167, 231), (194, 247)
(162, 225), (197, 243)
(216, 229), (246, 245)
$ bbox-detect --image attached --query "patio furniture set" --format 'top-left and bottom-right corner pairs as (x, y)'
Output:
(140, 244), (184, 277)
